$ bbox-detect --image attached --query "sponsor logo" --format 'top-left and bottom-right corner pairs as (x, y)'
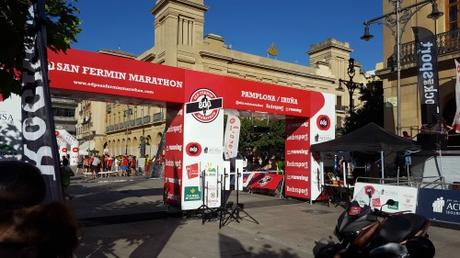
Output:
(432, 197), (445, 213)
(186, 88), (222, 123)
(258, 176), (272, 186)
(184, 186), (201, 201)
(286, 161), (308, 169)
(166, 144), (182, 152)
(388, 201), (399, 210)
(186, 142), (202, 156)
(286, 134), (308, 141)
(0, 112), (14, 123)
(166, 125), (182, 134)
(316, 115), (331, 131)
(286, 121), (309, 130)
(165, 159), (182, 169)
(286, 186), (308, 196)
(364, 185), (376, 197)
(286, 175), (309, 181)
(72, 147), (79, 152)
(186, 163), (199, 179)
(203, 146), (221, 155)
(286, 149), (309, 155)
(206, 166), (217, 177)
(61, 147), (68, 153)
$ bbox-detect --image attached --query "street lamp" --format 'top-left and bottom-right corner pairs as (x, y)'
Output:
(361, 0), (443, 135)
(338, 58), (364, 115)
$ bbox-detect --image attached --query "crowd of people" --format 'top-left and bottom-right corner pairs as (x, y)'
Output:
(77, 154), (138, 178)
(242, 152), (285, 172)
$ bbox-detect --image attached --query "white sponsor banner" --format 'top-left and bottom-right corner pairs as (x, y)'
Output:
(56, 129), (79, 166)
(223, 110), (240, 160)
(182, 89), (223, 210)
(310, 93), (335, 200)
(353, 182), (418, 213)
(0, 94), (22, 160)
(453, 59), (460, 133)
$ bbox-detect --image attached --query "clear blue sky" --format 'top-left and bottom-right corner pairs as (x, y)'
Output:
(72, 0), (383, 72)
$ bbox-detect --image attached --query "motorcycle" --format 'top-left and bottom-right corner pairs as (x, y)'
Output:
(314, 198), (435, 258)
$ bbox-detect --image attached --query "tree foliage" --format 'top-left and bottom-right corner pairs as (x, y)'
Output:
(343, 80), (384, 134)
(238, 118), (286, 158)
(0, 0), (81, 98)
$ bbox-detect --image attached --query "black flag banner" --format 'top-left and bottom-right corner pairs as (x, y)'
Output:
(21, 0), (63, 201)
(413, 26), (441, 126)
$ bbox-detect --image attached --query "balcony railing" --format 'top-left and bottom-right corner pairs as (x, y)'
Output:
(396, 28), (460, 68)
(106, 114), (163, 133)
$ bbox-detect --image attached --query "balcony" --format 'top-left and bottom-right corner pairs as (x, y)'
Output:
(106, 114), (163, 134)
(394, 29), (460, 68)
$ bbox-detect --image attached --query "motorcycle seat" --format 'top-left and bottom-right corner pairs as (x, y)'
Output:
(375, 214), (427, 244)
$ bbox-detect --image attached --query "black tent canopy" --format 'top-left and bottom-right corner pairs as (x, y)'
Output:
(310, 123), (420, 180)
(310, 123), (419, 153)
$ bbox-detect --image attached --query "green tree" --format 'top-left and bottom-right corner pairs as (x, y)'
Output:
(238, 118), (285, 158)
(343, 80), (384, 134)
(0, 0), (81, 98)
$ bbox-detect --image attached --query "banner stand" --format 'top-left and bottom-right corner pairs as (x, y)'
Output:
(221, 168), (259, 227)
(197, 164), (214, 224)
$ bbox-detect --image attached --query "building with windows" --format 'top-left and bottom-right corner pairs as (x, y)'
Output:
(52, 97), (77, 135)
(75, 0), (372, 156)
(377, 0), (460, 137)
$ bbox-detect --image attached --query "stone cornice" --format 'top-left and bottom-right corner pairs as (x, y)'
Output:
(199, 50), (336, 83)
(152, 0), (208, 15)
(308, 38), (351, 55)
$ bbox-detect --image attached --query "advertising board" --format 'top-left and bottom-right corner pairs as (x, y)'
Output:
(353, 182), (418, 213)
(416, 188), (460, 225)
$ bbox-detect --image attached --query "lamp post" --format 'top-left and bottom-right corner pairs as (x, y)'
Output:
(361, 0), (443, 135)
(338, 58), (364, 115)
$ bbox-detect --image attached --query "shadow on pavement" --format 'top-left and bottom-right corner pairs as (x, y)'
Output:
(76, 217), (185, 258)
(219, 234), (300, 258)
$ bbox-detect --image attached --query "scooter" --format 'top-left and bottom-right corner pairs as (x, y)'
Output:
(314, 198), (435, 258)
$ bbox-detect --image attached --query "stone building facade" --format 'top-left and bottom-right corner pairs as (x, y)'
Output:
(76, 0), (371, 157)
(377, 0), (460, 137)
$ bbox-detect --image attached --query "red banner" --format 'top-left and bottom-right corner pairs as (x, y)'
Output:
(284, 118), (311, 199)
(163, 105), (184, 206)
(48, 49), (326, 118)
(248, 173), (283, 191)
(48, 49), (185, 103)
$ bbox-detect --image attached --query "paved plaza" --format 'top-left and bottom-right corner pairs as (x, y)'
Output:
(68, 176), (460, 258)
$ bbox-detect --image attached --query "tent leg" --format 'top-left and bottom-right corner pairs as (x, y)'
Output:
(380, 151), (385, 184)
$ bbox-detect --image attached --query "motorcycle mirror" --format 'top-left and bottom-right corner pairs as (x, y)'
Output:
(386, 199), (396, 206)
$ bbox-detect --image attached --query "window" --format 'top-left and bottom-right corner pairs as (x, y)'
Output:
(447, 0), (460, 31)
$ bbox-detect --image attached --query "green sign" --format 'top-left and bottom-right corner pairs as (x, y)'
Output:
(184, 186), (201, 201)
(388, 201), (399, 210)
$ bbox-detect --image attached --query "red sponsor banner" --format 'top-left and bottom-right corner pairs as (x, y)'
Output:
(284, 118), (311, 199)
(48, 49), (326, 118)
(186, 163), (199, 179)
(248, 173), (283, 191)
(48, 49), (185, 103)
(185, 70), (325, 117)
(163, 105), (184, 206)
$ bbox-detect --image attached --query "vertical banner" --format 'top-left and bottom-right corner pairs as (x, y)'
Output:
(183, 88), (223, 210)
(284, 118), (311, 199)
(453, 60), (460, 133)
(223, 110), (241, 160)
(163, 105), (184, 207)
(309, 93), (335, 200)
(21, 1), (62, 201)
(0, 94), (22, 160)
(413, 27), (440, 126)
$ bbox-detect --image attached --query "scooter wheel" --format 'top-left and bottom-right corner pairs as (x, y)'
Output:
(406, 237), (435, 258)
(314, 243), (342, 258)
